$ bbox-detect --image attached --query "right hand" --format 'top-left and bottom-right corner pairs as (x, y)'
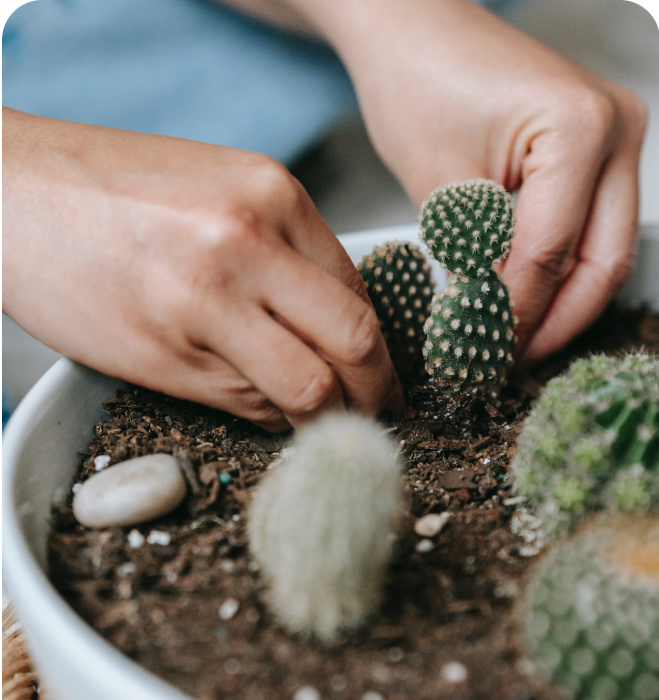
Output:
(2, 108), (402, 432)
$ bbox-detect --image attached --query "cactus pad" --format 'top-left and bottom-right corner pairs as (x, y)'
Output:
(512, 353), (659, 539)
(419, 179), (515, 276)
(248, 413), (402, 643)
(358, 241), (435, 383)
(521, 514), (659, 700)
(422, 270), (516, 396)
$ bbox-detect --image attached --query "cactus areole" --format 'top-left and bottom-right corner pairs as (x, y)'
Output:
(419, 179), (517, 396)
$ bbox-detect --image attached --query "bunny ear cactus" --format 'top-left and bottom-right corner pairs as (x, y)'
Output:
(247, 413), (402, 643)
(422, 270), (515, 394)
(419, 179), (517, 397)
(521, 514), (659, 700)
(511, 353), (659, 539)
(419, 179), (515, 277)
(358, 241), (435, 384)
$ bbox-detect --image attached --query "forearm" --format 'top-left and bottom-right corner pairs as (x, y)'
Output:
(213, 0), (319, 37)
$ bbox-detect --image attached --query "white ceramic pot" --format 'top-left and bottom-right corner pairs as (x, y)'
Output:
(3, 224), (656, 700)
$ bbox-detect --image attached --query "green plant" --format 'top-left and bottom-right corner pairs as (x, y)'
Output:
(419, 179), (517, 395)
(521, 514), (659, 700)
(419, 179), (515, 277)
(247, 413), (402, 643)
(358, 241), (435, 383)
(511, 352), (659, 538)
(422, 270), (515, 396)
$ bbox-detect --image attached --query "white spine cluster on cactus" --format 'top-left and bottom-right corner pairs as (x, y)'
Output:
(247, 413), (402, 643)
(521, 514), (659, 700)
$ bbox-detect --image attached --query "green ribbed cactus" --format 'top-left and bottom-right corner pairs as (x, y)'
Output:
(512, 353), (659, 539)
(419, 179), (515, 277)
(248, 413), (402, 643)
(521, 514), (659, 700)
(419, 179), (517, 396)
(422, 270), (515, 396)
(358, 241), (435, 383)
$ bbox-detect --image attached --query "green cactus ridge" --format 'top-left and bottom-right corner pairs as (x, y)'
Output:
(247, 413), (402, 643)
(358, 241), (435, 382)
(422, 270), (516, 396)
(419, 179), (515, 277)
(512, 353), (659, 539)
(522, 515), (659, 700)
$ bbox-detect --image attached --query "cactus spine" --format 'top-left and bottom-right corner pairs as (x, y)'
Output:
(419, 179), (517, 395)
(512, 353), (659, 539)
(358, 241), (435, 383)
(521, 514), (659, 700)
(248, 413), (402, 643)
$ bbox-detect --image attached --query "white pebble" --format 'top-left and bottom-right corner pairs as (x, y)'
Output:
(118, 562), (136, 576)
(294, 687), (320, 700)
(414, 512), (451, 538)
(72, 483), (83, 494)
(441, 662), (468, 683)
(94, 455), (111, 471)
(73, 454), (186, 528)
(127, 529), (145, 548)
(219, 598), (240, 620)
(416, 539), (434, 553)
(362, 694), (384, 700)
(147, 530), (171, 546)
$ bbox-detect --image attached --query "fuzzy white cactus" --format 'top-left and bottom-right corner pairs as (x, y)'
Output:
(248, 413), (403, 643)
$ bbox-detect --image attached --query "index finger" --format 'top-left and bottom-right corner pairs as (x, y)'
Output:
(500, 116), (610, 357)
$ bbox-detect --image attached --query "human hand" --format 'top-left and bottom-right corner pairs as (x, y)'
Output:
(2, 108), (402, 432)
(286, 0), (647, 363)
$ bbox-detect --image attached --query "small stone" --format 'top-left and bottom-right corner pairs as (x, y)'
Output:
(164, 416), (173, 426)
(219, 598), (240, 621)
(118, 562), (136, 577)
(147, 530), (171, 546)
(416, 538), (434, 553)
(388, 647), (404, 663)
(94, 455), (111, 471)
(294, 687), (321, 700)
(127, 529), (145, 548)
(362, 693), (384, 700)
(330, 674), (348, 691)
(441, 662), (468, 683)
(414, 512), (451, 537)
(72, 483), (82, 494)
(73, 454), (187, 528)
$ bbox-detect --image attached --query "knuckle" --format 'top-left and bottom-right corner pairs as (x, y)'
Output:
(250, 155), (299, 209)
(341, 305), (382, 366)
(559, 87), (616, 148)
(527, 242), (576, 285)
(288, 368), (336, 415)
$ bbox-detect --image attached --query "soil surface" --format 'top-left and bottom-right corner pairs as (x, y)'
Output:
(49, 304), (659, 700)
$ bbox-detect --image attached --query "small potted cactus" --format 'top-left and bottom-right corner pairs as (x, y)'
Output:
(248, 413), (403, 642)
(511, 352), (659, 539)
(520, 513), (659, 700)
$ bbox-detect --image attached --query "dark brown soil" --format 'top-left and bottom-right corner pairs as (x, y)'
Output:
(48, 304), (659, 700)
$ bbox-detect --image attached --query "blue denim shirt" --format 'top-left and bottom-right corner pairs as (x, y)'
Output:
(3, 0), (520, 165)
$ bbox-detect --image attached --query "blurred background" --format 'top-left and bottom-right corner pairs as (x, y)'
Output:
(3, 0), (659, 411)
